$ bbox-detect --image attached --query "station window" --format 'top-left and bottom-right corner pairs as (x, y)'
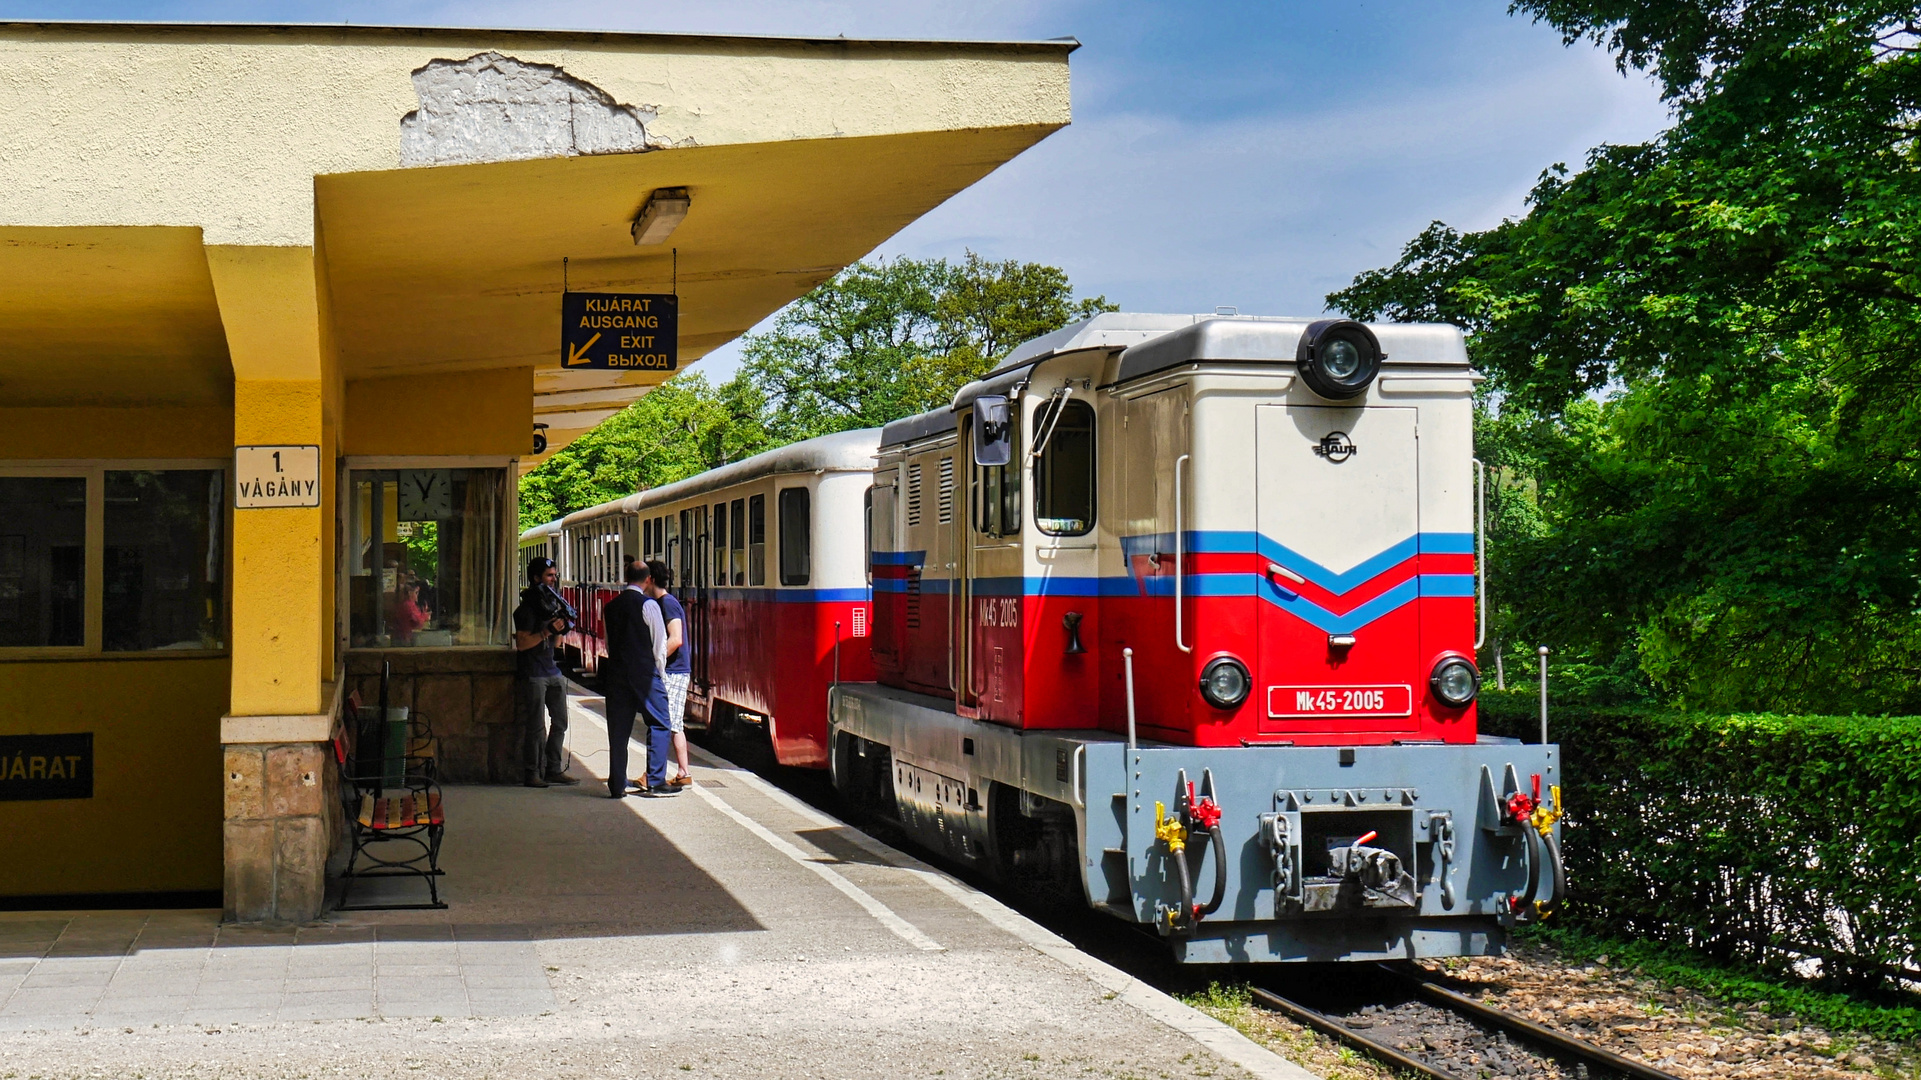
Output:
(0, 476), (87, 648)
(0, 466), (226, 654)
(747, 495), (766, 587)
(779, 488), (811, 586)
(729, 498), (746, 585)
(347, 467), (511, 648)
(104, 470), (226, 652)
(1033, 400), (1096, 536)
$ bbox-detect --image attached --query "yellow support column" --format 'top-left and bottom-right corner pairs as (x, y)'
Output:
(207, 245), (339, 924)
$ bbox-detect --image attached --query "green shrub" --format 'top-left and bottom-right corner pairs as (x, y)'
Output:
(1479, 691), (1921, 992)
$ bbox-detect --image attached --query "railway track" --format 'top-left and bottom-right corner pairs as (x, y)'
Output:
(686, 719), (1688, 1080)
(1253, 963), (1683, 1080)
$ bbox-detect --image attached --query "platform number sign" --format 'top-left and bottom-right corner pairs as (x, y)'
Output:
(235, 445), (321, 508)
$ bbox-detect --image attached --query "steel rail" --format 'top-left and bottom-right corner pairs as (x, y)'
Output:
(1380, 964), (1685, 1080)
(1248, 986), (1468, 1080)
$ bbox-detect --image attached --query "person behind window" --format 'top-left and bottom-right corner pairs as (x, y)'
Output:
(643, 558), (694, 787)
(512, 559), (581, 789)
(388, 577), (429, 646)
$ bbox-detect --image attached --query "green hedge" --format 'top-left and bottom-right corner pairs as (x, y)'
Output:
(1478, 691), (1921, 990)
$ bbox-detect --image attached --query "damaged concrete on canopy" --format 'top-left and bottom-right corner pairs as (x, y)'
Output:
(0, 21), (1077, 466)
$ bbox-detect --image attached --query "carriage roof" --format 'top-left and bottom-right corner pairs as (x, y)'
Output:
(879, 312), (1471, 449)
(518, 520), (562, 544)
(559, 426), (882, 530)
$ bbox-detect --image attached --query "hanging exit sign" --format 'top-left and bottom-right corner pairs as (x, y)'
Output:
(561, 292), (678, 371)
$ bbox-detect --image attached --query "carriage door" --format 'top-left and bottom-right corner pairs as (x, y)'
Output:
(1254, 405), (1420, 737)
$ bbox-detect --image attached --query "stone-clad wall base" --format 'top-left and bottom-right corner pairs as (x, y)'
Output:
(223, 741), (335, 924)
(346, 650), (519, 784)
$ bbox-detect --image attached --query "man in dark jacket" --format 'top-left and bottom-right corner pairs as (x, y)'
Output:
(602, 559), (675, 798)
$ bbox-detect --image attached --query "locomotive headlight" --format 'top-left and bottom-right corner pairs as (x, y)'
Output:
(1430, 656), (1480, 708)
(1295, 319), (1384, 400)
(1199, 656), (1252, 709)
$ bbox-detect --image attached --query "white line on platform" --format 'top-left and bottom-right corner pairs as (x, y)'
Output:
(681, 741), (1321, 1080)
(685, 783), (945, 953)
(564, 695), (944, 954)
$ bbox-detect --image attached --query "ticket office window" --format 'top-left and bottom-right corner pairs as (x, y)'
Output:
(747, 494), (766, 587)
(0, 465), (227, 655)
(347, 467), (511, 648)
(729, 498), (746, 585)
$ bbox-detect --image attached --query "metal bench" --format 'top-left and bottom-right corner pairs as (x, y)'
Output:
(334, 679), (448, 911)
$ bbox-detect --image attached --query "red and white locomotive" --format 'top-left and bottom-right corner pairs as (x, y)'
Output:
(536, 313), (1566, 963)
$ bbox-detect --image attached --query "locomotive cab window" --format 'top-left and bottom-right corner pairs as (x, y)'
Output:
(778, 487), (811, 586)
(1033, 400), (1096, 536)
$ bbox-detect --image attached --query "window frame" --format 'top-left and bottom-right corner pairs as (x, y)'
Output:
(778, 486), (812, 587)
(729, 497), (746, 586)
(1032, 399), (1098, 537)
(339, 455), (516, 653)
(0, 459), (231, 659)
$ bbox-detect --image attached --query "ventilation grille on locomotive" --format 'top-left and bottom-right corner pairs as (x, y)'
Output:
(937, 457), (955, 524)
(907, 463), (923, 527)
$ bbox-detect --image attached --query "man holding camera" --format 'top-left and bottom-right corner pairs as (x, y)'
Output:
(514, 558), (581, 788)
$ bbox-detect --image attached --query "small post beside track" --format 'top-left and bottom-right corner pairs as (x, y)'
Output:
(1538, 645), (1549, 745)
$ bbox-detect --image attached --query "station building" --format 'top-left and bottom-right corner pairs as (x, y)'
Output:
(0, 21), (1072, 921)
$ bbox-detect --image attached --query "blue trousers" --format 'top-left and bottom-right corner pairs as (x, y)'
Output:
(607, 682), (672, 793)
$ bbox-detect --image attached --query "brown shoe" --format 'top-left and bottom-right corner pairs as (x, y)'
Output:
(669, 775), (693, 787)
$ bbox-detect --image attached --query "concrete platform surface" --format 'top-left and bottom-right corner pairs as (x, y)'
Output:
(0, 684), (1317, 1080)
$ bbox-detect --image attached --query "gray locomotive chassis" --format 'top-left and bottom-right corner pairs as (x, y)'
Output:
(832, 682), (1561, 964)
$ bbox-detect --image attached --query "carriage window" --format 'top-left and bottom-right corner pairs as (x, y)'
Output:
(779, 488), (811, 586)
(729, 498), (746, 585)
(713, 502), (728, 584)
(664, 515), (679, 584)
(748, 494), (766, 587)
(973, 415), (1021, 539)
(1034, 400), (1096, 536)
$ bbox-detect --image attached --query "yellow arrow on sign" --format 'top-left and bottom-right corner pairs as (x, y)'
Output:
(565, 333), (602, 366)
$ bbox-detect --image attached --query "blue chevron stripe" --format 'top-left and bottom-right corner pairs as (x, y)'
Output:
(1117, 530), (1471, 595)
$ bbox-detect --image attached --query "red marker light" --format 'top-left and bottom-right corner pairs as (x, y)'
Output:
(1352, 830), (1378, 848)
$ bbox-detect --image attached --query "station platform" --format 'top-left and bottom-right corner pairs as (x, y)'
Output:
(0, 684), (1316, 1079)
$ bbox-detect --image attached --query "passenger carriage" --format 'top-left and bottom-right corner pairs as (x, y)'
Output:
(554, 429), (881, 766)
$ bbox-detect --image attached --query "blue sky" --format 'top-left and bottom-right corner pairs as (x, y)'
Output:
(12, 1), (1671, 378)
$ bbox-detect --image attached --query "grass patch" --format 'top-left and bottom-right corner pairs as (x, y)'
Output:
(1520, 923), (1921, 1044)
(1177, 981), (1252, 1012)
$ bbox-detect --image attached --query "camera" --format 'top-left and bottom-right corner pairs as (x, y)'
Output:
(523, 582), (577, 633)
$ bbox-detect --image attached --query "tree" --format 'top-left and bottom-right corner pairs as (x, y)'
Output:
(1331, 1), (1921, 712)
(741, 252), (1117, 442)
(518, 373), (768, 531)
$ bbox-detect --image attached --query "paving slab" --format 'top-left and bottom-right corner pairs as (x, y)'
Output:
(0, 683), (1317, 1079)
